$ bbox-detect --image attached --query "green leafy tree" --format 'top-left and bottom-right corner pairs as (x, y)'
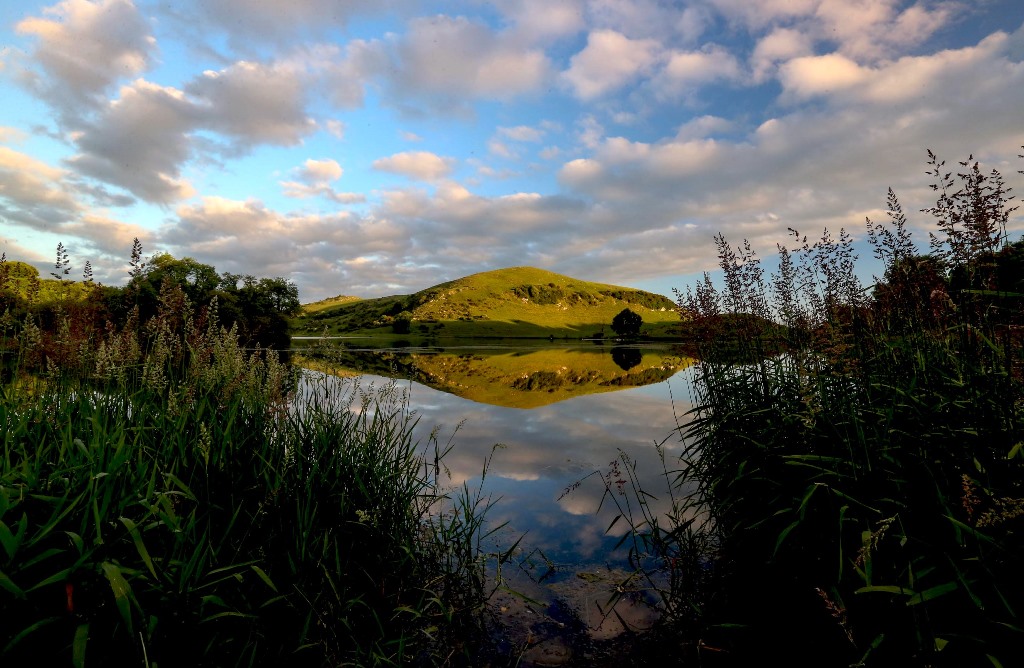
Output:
(112, 253), (218, 325)
(143, 254), (220, 304)
(0, 258), (39, 302)
(611, 307), (643, 338)
(218, 274), (301, 349)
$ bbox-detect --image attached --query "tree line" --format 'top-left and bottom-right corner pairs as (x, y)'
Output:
(0, 239), (300, 356)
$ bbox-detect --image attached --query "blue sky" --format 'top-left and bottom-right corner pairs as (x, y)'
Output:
(2, 0), (1023, 301)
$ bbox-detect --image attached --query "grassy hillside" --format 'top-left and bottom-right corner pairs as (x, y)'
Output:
(291, 266), (681, 339)
(300, 294), (362, 313)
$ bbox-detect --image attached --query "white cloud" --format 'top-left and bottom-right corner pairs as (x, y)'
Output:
(814, 0), (955, 61)
(674, 115), (734, 140)
(0, 145), (81, 227)
(675, 5), (713, 44)
(61, 214), (154, 261)
(655, 44), (743, 97)
(319, 15), (557, 115)
(280, 183), (366, 204)
(780, 31), (1020, 105)
(559, 158), (603, 186)
(172, 197), (391, 253)
(67, 79), (195, 203)
(586, 0), (706, 41)
(175, 197), (282, 238)
(186, 60), (315, 147)
(562, 30), (662, 99)
(325, 119), (346, 139)
(475, 164), (519, 180)
(295, 158), (343, 184)
(33, 48), (325, 203)
(577, 115), (605, 149)
(372, 151), (455, 181)
(6, 0), (1023, 302)
(888, 2), (956, 46)
(164, 195), (418, 297)
(346, 15), (552, 114)
(814, 0), (895, 46)
(496, 0), (586, 42)
(862, 33), (1019, 104)
(280, 158), (366, 203)
(374, 183), (590, 271)
(0, 127), (27, 144)
(708, 0), (819, 29)
(751, 27), (814, 82)
(539, 146), (562, 160)
(0, 144), (156, 281)
(712, 0), (958, 63)
(611, 110), (640, 124)
(189, 0), (398, 44)
(322, 40), (379, 109)
(0, 239), (48, 266)
(401, 16), (550, 97)
(499, 125), (546, 142)
(779, 53), (868, 98)
(15, 0), (155, 117)
(488, 139), (517, 159)
(552, 30), (1024, 283)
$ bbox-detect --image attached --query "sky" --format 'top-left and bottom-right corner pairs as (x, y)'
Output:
(1, 0), (1024, 302)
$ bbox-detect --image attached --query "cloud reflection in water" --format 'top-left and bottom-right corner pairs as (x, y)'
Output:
(361, 363), (699, 566)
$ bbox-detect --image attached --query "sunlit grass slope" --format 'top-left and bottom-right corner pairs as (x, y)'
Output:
(300, 294), (362, 313)
(292, 266), (680, 338)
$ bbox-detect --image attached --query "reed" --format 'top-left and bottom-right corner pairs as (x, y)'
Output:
(0, 283), (491, 666)
(606, 150), (1024, 666)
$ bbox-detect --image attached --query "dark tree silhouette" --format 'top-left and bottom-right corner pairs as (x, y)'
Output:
(611, 308), (643, 338)
(611, 346), (642, 370)
(392, 311), (413, 334)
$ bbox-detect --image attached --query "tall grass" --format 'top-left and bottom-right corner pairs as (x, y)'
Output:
(608, 151), (1024, 667)
(0, 283), (492, 666)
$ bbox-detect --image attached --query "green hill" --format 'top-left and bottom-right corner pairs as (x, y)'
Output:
(291, 266), (681, 339)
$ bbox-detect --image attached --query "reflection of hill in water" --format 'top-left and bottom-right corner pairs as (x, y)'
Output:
(298, 345), (694, 408)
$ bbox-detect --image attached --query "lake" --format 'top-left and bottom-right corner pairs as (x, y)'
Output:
(293, 339), (699, 663)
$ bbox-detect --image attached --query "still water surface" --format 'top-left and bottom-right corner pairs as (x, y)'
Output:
(295, 340), (699, 660)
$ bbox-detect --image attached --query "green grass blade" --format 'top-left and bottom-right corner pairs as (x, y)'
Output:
(72, 623), (89, 668)
(101, 561), (135, 633)
(119, 517), (157, 580)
